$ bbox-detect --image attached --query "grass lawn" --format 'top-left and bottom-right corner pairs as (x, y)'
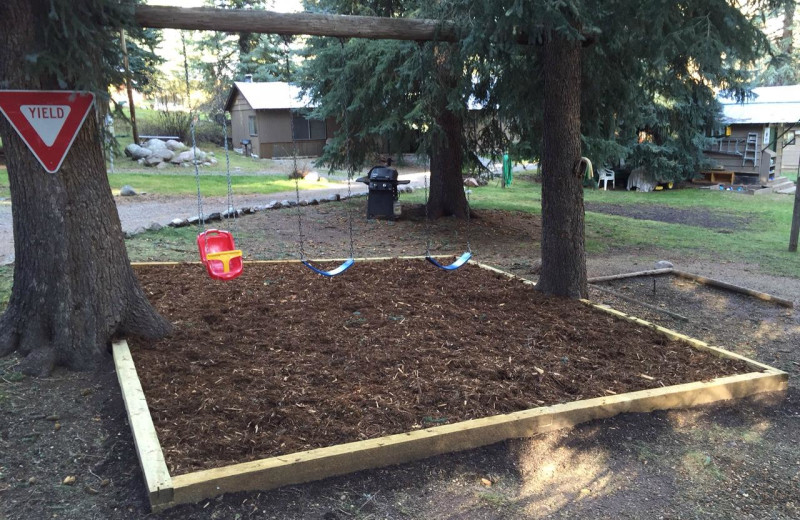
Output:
(405, 180), (800, 278)
(106, 172), (337, 197)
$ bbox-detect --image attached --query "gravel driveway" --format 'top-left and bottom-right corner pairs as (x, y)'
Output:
(0, 172), (430, 264)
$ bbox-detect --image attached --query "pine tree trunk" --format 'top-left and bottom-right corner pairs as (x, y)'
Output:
(428, 107), (468, 219)
(535, 34), (588, 299)
(426, 44), (467, 220)
(0, 0), (171, 376)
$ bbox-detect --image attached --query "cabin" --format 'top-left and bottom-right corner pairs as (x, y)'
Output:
(703, 85), (800, 184)
(224, 79), (334, 159)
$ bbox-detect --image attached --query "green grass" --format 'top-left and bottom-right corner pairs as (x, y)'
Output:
(456, 180), (799, 277)
(107, 172), (335, 197)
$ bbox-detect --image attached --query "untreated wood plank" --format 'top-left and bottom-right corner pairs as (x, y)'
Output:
(672, 270), (794, 308)
(113, 340), (173, 509)
(588, 268), (674, 283)
(166, 370), (786, 508)
(135, 6), (459, 42)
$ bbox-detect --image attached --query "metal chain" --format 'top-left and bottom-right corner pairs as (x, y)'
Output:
(191, 118), (205, 231)
(424, 173), (432, 257)
(465, 188), (472, 253)
(340, 38), (356, 259)
(284, 37), (306, 261)
(222, 115), (236, 233)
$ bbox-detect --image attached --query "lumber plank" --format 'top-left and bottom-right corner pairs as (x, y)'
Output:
(590, 284), (689, 321)
(166, 370), (786, 508)
(588, 268), (674, 283)
(672, 270), (794, 308)
(135, 6), (460, 42)
(113, 341), (174, 508)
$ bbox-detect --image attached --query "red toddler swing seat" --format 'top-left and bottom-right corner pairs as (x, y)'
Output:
(197, 229), (243, 281)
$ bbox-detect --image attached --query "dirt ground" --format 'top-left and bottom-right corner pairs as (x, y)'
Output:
(1, 200), (799, 520)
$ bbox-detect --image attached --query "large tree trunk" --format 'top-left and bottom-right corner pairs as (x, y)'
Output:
(428, 107), (468, 219)
(0, 0), (171, 376)
(536, 33), (588, 299)
(426, 44), (468, 219)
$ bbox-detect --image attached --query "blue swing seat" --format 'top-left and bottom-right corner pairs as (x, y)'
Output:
(302, 258), (355, 277)
(426, 251), (472, 271)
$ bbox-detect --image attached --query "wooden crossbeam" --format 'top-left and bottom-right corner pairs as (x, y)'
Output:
(134, 6), (460, 42)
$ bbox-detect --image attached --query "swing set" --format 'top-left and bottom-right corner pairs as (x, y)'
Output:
(187, 21), (472, 280)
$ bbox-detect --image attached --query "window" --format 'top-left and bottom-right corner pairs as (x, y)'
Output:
(291, 112), (327, 140)
(248, 116), (257, 136)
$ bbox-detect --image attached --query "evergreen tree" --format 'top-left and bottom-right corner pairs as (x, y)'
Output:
(0, 0), (171, 375)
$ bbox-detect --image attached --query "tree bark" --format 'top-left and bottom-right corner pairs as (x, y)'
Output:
(426, 44), (468, 220)
(0, 0), (171, 376)
(535, 33), (588, 299)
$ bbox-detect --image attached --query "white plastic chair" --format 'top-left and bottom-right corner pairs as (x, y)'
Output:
(598, 167), (615, 190)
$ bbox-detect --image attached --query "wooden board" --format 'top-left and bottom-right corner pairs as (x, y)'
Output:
(116, 260), (788, 512)
(112, 340), (173, 506)
(672, 270), (794, 308)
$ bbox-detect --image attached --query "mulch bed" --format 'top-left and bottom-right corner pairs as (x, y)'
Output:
(128, 260), (753, 475)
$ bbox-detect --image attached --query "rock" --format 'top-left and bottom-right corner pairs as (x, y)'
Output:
(202, 162), (212, 167)
(243, 207), (256, 214)
(654, 260), (674, 269)
(326, 194), (340, 202)
(405, 186), (414, 193)
(133, 226), (145, 235)
(144, 155), (162, 167)
(147, 222), (163, 232)
(265, 201), (278, 210)
(304, 171), (320, 182)
(156, 161), (170, 170)
(125, 143), (152, 160)
(27, 477), (36, 486)
(151, 148), (174, 162)
(280, 200), (292, 208)
(136, 158), (146, 166)
(176, 149), (207, 163)
(208, 157), (218, 165)
(463, 177), (480, 187)
(207, 212), (221, 222)
(309, 198), (319, 205)
(165, 139), (185, 151)
(120, 185), (138, 196)
(169, 218), (188, 228)
(187, 215), (201, 225)
(143, 138), (168, 152)
(299, 199), (309, 206)
(62, 476), (76, 486)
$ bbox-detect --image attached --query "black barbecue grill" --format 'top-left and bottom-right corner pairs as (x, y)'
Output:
(356, 165), (410, 219)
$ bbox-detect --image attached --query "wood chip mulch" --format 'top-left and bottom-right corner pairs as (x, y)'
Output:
(128, 260), (753, 475)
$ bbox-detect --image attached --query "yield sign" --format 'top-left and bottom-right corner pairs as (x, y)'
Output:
(0, 90), (95, 174)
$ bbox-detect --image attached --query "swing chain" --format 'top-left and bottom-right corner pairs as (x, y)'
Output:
(191, 118), (206, 231)
(340, 38), (356, 260)
(222, 115), (236, 229)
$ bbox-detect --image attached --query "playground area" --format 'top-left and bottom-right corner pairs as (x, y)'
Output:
(1, 198), (799, 518)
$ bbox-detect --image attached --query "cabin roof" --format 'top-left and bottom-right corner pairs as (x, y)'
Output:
(224, 81), (313, 112)
(720, 85), (800, 125)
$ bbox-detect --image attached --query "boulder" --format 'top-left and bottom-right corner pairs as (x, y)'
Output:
(120, 185), (138, 196)
(265, 201), (279, 210)
(143, 139), (168, 152)
(169, 218), (188, 228)
(151, 148), (174, 162)
(654, 260), (674, 269)
(207, 212), (222, 222)
(176, 149), (207, 163)
(125, 144), (152, 160)
(156, 161), (170, 170)
(144, 155), (162, 167)
(165, 139), (185, 151)
(463, 177), (480, 187)
(147, 222), (163, 232)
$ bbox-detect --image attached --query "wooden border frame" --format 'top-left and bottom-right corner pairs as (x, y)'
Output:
(116, 260), (788, 512)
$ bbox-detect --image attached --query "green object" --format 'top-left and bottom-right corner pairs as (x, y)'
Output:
(502, 153), (512, 187)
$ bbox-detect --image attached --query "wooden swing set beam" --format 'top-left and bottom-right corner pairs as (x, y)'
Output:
(134, 6), (460, 42)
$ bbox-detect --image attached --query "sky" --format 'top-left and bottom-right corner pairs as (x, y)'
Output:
(145, 0), (305, 83)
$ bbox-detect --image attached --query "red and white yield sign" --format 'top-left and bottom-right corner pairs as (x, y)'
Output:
(0, 90), (95, 174)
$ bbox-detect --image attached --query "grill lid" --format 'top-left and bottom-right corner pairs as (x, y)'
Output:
(368, 166), (399, 182)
